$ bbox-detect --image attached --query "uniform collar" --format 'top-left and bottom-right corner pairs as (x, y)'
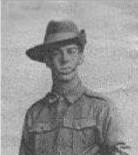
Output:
(48, 80), (85, 104)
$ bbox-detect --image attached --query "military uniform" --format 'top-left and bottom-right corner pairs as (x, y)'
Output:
(20, 20), (129, 155)
(19, 81), (128, 155)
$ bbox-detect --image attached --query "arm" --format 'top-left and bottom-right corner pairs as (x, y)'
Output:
(99, 102), (130, 155)
(19, 111), (33, 155)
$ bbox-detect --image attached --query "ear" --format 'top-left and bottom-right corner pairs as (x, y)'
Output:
(78, 53), (84, 65)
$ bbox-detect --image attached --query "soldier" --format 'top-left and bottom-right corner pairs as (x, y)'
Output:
(19, 20), (129, 155)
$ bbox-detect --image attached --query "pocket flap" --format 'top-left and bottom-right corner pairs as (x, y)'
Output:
(29, 122), (57, 133)
(63, 118), (96, 130)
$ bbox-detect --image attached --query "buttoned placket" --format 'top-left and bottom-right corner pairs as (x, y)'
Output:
(56, 95), (71, 155)
(49, 83), (85, 155)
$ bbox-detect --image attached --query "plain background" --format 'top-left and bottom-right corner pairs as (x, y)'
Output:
(2, 0), (138, 155)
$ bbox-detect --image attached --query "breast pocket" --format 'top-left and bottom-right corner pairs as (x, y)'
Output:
(28, 122), (58, 155)
(63, 118), (99, 154)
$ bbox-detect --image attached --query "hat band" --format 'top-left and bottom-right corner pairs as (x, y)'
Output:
(44, 32), (79, 44)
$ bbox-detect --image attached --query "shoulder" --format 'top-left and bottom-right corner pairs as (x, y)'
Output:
(84, 88), (107, 100)
(83, 88), (111, 102)
(83, 88), (119, 119)
(83, 87), (114, 109)
(25, 95), (49, 119)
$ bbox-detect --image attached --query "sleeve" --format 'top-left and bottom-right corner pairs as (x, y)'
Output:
(18, 110), (33, 155)
(99, 102), (131, 155)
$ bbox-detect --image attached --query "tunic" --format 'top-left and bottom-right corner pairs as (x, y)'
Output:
(19, 81), (129, 155)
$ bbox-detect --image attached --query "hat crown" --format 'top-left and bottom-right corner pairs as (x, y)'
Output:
(26, 20), (87, 63)
(46, 20), (79, 35)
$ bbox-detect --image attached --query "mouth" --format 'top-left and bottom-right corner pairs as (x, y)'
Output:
(59, 67), (74, 75)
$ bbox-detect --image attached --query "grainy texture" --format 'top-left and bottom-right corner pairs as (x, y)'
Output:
(2, 0), (138, 155)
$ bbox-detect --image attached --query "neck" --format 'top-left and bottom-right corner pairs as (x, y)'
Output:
(52, 74), (81, 93)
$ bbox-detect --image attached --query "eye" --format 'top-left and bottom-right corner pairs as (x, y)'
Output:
(67, 47), (78, 54)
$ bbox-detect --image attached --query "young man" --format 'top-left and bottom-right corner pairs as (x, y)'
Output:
(19, 20), (129, 155)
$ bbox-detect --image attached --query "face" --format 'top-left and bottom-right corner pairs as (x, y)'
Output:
(47, 43), (83, 81)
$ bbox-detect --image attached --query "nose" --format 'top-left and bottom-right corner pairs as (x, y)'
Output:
(61, 50), (69, 64)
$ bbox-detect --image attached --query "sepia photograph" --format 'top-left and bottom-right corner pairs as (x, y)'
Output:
(2, 0), (138, 155)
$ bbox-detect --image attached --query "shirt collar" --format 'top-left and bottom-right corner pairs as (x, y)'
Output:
(48, 80), (85, 104)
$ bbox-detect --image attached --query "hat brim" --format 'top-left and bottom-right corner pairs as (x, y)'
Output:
(26, 44), (48, 63)
(26, 37), (82, 63)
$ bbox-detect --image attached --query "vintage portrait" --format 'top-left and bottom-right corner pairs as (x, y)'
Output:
(2, 0), (138, 155)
